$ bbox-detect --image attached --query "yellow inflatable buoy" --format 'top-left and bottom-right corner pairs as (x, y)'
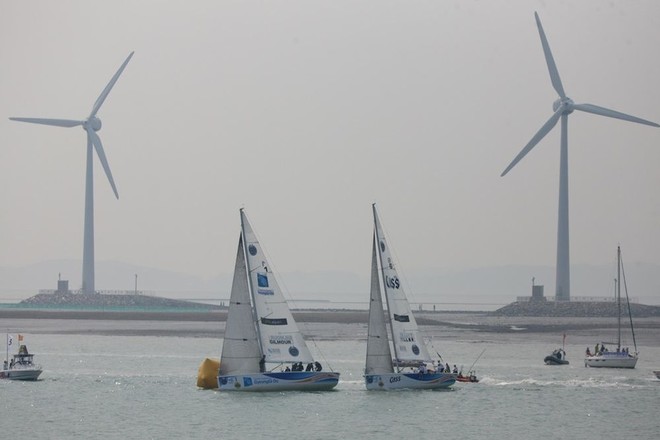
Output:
(197, 358), (220, 389)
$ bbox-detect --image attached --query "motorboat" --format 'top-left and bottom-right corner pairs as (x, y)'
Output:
(2, 337), (42, 381)
(544, 348), (569, 365)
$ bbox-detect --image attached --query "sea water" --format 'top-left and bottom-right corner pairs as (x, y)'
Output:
(1, 324), (659, 440)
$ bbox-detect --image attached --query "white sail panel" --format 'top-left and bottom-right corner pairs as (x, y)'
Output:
(240, 210), (313, 364)
(219, 236), (261, 375)
(373, 207), (433, 363)
(365, 234), (394, 374)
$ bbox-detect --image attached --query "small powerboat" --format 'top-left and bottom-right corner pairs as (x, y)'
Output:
(2, 342), (42, 381)
(544, 349), (569, 365)
(456, 370), (479, 383)
(653, 371), (660, 380)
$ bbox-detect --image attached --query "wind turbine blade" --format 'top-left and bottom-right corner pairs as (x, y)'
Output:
(535, 12), (566, 99)
(501, 107), (563, 177)
(87, 129), (119, 199)
(9, 117), (83, 128)
(89, 51), (134, 118)
(573, 103), (660, 127)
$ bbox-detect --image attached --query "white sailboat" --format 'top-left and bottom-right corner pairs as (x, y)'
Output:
(217, 209), (340, 391)
(585, 246), (638, 369)
(364, 204), (455, 390)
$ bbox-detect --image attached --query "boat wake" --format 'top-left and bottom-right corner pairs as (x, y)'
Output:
(480, 376), (644, 389)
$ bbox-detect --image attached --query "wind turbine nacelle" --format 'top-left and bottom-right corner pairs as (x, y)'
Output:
(553, 98), (574, 114)
(84, 117), (102, 132)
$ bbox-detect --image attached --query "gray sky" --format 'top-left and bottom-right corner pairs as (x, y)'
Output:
(1, 1), (659, 295)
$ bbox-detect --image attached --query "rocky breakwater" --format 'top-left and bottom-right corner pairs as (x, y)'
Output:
(494, 300), (660, 318)
(19, 292), (221, 311)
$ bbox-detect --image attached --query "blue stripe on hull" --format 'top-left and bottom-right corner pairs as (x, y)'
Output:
(365, 372), (456, 390)
(218, 371), (340, 391)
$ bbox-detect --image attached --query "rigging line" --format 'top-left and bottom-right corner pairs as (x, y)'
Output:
(467, 348), (486, 373)
(619, 251), (638, 353)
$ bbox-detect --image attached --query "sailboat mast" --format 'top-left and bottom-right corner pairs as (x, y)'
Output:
(240, 209), (265, 358)
(620, 247), (638, 354)
(617, 246), (621, 350)
(372, 204), (401, 371)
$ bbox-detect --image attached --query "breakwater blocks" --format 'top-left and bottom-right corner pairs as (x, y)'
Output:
(494, 301), (660, 318)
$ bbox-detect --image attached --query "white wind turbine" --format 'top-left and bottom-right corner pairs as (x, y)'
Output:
(501, 13), (658, 301)
(11, 52), (134, 294)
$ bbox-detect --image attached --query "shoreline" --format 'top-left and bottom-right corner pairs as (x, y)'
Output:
(2, 308), (659, 347)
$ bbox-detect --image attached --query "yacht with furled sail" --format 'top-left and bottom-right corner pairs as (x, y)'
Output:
(216, 209), (340, 391)
(585, 246), (638, 369)
(364, 204), (455, 390)
(2, 334), (42, 381)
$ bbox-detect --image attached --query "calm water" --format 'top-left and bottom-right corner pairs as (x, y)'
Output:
(1, 326), (659, 439)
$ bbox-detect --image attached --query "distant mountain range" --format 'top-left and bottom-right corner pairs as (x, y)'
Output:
(1, 259), (659, 306)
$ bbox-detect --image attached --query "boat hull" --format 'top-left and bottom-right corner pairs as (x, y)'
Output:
(364, 372), (455, 390)
(0, 368), (42, 381)
(217, 371), (340, 391)
(544, 355), (569, 365)
(585, 353), (637, 369)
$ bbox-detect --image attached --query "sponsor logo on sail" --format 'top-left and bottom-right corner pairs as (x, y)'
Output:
(380, 240), (386, 252)
(399, 331), (415, 342)
(412, 344), (420, 355)
(257, 273), (269, 287)
(257, 289), (274, 295)
(386, 276), (400, 289)
(393, 313), (409, 323)
(269, 335), (293, 345)
(289, 346), (300, 357)
(261, 317), (288, 326)
(248, 244), (258, 256)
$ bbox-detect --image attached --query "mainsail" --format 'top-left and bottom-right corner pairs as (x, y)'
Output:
(218, 236), (261, 375)
(240, 210), (313, 364)
(365, 234), (394, 374)
(373, 206), (432, 364)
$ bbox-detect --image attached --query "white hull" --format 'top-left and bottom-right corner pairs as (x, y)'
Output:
(218, 371), (340, 391)
(585, 353), (637, 369)
(365, 372), (455, 390)
(0, 368), (42, 381)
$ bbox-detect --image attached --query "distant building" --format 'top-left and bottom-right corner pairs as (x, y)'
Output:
(56, 280), (69, 294)
(531, 284), (545, 302)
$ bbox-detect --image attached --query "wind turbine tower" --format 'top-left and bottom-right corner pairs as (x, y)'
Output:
(11, 52), (134, 294)
(501, 13), (658, 301)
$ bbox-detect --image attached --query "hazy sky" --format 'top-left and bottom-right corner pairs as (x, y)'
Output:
(1, 1), (659, 292)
